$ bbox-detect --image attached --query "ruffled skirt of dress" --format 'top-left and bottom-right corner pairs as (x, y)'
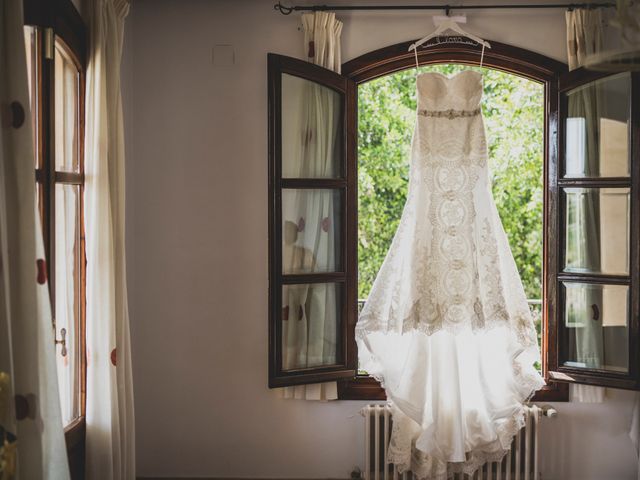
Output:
(357, 326), (544, 479)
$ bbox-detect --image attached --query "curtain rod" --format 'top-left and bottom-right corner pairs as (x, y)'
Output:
(274, 1), (617, 15)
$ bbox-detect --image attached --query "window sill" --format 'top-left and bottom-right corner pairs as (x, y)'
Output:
(338, 376), (569, 402)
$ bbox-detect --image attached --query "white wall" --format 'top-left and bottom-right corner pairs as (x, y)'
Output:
(122, 1), (639, 478)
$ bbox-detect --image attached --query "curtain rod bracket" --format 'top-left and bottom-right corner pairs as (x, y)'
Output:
(274, 2), (294, 15)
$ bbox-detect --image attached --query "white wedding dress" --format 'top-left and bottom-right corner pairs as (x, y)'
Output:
(356, 70), (545, 480)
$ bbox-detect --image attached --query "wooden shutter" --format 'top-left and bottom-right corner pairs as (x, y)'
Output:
(548, 68), (640, 389)
(268, 53), (357, 387)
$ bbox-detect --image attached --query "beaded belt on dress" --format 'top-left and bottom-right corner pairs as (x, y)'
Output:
(418, 107), (481, 119)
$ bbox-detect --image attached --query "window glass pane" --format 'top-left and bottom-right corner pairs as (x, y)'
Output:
(24, 26), (39, 168)
(564, 73), (630, 178)
(54, 40), (80, 173)
(564, 187), (630, 275)
(281, 282), (340, 370)
(281, 73), (342, 178)
(561, 282), (628, 372)
(55, 183), (81, 425)
(282, 189), (341, 274)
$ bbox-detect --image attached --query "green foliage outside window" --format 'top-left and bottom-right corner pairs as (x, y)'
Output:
(357, 64), (544, 305)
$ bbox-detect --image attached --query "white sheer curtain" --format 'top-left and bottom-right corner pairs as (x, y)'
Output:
(84, 0), (135, 477)
(54, 47), (81, 426)
(0, 0), (70, 478)
(567, 8), (604, 70)
(565, 8), (607, 404)
(281, 11), (343, 401)
(54, 185), (81, 425)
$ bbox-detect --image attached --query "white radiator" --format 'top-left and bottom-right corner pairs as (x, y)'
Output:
(361, 404), (557, 480)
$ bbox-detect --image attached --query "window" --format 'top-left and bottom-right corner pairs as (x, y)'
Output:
(24, 0), (87, 473)
(267, 54), (357, 387)
(268, 40), (639, 399)
(552, 69), (639, 389)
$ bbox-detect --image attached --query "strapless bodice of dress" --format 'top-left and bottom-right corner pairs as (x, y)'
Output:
(417, 70), (483, 112)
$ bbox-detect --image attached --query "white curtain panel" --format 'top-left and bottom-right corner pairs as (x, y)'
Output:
(0, 0), (70, 478)
(281, 11), (343, 402)
(303, 11), (343, 73)
(566, 8), (604, 71)
(565, 8), (607, 404)
(84, 0), (135, 477)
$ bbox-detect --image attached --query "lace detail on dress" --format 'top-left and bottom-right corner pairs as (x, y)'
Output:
(358, 100), (488, 338)
(478, 218), (510, 327)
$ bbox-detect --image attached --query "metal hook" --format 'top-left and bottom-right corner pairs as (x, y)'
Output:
(274, 2), (294, 15)
(445, 5), (451, 16)
(55, 327), (67, 357)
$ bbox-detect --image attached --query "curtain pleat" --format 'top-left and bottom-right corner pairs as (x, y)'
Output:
(566, 8), (604, 71)
(84, 0), (135, 478)
(0, 0), (70, 478)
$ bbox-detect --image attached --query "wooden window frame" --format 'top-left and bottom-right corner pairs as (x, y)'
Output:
(268, 53), (358, 387)
(23, 0), (88, 475)
(333, 39), (569, 402)
(548, 68), (640, 390)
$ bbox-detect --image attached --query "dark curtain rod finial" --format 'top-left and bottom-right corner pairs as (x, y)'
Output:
(274, 1), (340, 15)
(274, 2), (294, 15)
(274, 2), (618, 15)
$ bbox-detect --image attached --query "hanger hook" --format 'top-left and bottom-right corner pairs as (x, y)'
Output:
(445, 5), (451, 16)
(274, 2), (294, 15)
